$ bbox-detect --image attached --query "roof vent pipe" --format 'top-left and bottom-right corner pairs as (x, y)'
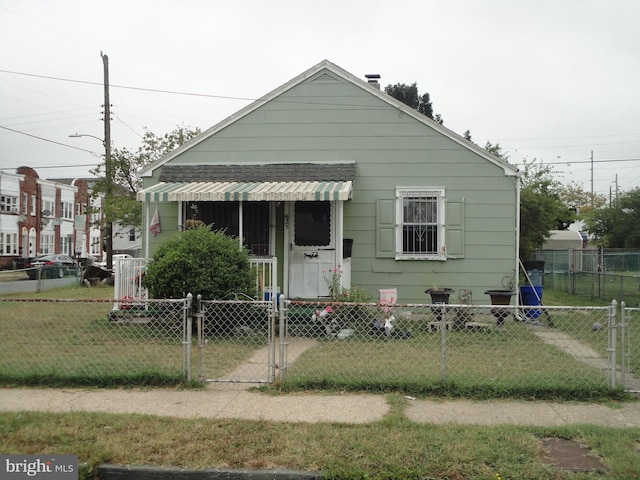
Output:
(365, 74), (381, 89)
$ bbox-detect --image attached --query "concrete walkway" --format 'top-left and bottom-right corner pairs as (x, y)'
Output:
(1, 385), (639, 427)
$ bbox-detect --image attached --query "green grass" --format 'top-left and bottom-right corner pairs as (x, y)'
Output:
(1, 407), (639, 479)
(1, 285), (636, 398)
(0, 285), (270, 387)
(281, 325), (615, 399)
(545, 272), (640, 307)
(2, 286), (640, 479)
(544, 289), (640, 385)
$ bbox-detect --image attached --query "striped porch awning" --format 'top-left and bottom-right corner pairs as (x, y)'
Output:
(137, 180), (353, 202)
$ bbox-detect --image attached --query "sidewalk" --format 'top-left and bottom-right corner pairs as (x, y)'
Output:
(1, 385), (639, 427)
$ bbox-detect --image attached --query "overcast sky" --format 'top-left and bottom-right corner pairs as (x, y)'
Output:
(1, 0), (639, 198)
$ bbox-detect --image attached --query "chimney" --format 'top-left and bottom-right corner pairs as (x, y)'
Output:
(365, 73), (381, 89)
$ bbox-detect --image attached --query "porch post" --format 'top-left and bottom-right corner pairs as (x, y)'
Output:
(238, 200), (243, 248)
(144, 201), (150, 258)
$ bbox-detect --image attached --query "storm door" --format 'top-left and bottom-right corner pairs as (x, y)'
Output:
(287, 201), (335, 298)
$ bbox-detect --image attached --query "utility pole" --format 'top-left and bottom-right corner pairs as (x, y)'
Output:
(590, 150), (594, 208)
(101, 51), (113, 270)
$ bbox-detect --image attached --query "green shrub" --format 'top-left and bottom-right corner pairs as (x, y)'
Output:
(144, 225), (256, 300)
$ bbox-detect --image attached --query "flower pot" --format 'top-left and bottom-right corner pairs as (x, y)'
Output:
(484, 290), (515, 306)
(425, 288), (455, 304)
(484, 290), (515, 327)
(425, 288), (455, 323)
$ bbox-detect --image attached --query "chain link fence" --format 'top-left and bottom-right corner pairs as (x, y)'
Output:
(0, 298), (189, 385)
(536, 248), (640, 306)
(281, 300), (638, 394)
(195, 298), (277, 384)
(1, 295), (637, 394)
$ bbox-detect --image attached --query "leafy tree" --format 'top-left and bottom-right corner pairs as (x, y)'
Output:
(144, 225), (255, 299)
(519, 159), (576, 259)
(560, 181), (607, 216)
(385, 83), (443, 123)
(480, 144), (575, 259)
(90, 125), (201, 229)
(484, 140), (509, 160)
(584, 187), (640, 247)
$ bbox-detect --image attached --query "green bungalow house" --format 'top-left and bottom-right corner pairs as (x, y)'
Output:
(137, 60), (520, 304)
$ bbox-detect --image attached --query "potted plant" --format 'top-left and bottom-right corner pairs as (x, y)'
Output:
(484, 289), (516, 328)
(425, 287), (455, 304)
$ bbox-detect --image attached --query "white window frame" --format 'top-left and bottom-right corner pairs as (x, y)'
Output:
(42, 199), (55, 217)
(90, 236), (101, 256)
(0, 195), (18, 213)
(40, 233), (55, 254)
(395, 186), (446, 261)
(61, 234), (73, 255)
(0, 232), (18, 255)
(61, 202), (73, 220)
(22, 193), (28, 215)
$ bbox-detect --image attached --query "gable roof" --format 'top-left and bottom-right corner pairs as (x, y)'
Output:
(139, 60), (518, 178)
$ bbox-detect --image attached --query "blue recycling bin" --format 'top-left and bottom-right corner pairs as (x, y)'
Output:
(520, 285), (543, 318)
(523, 260), (544, 287)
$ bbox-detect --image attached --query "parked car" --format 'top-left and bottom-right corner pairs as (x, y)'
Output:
(26, 254), (79, 279)
(94, 253), (133, 268)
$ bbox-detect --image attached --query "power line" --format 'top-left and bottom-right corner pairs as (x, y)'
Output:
(541, 157), (640, 165)
(0, 125), (99, 155)
(0, 68), (255, 102)
(0, 163), (98, 171)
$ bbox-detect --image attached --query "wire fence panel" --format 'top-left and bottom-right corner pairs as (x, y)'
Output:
(1, 296), (636, 393)
(536, 248), (640, 306)
(622, 305), (640, 391)
(0, 298), (188, 384)
(281, 300), (633, 393)
(197, 299), (276, 384)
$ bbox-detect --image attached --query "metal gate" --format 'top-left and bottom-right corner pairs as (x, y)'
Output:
(620, 302), (639, 392)
(194, 296), (279, 384)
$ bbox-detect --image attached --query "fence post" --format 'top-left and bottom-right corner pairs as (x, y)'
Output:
(184, 293), (193, 381)
(607, 299), (618, 388)
(267, 295), (276, 384)
(278, 296), (288, 381)
(620, 301), (627, 390)
(195, 294), (204, 382)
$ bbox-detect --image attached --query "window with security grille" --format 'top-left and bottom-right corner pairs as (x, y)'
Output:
(396, 187), (445, 260)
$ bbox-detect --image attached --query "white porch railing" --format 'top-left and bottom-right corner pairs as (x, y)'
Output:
(250, 256), (278, 305)
(113, 256), (278, 311)
(113, 257), (148, 311)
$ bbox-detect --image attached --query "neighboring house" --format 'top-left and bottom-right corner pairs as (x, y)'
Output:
(0, 167), (105, 269)
(112, 223), (142, 258)
(52, 177), (104, 261)
(137, 60), (520, 304)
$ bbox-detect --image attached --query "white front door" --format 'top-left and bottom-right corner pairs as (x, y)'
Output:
(287, 201), (336, 299)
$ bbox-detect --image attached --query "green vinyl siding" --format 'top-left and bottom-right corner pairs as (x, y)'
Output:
(142, 64), (518, 304)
